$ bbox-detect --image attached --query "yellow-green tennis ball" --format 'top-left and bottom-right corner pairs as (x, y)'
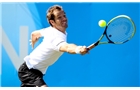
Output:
(98, 20), (107, 27)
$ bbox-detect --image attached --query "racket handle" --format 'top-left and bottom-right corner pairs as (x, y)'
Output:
(87, 41), (99, 51)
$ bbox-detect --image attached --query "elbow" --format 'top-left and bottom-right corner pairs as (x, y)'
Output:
(31, 31), (36, 37)
(31, 31), (40, 39)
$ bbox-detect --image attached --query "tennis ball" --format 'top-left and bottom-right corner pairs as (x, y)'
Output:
(98, 20), (107, 27)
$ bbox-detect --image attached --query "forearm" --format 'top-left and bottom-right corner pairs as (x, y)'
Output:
(66, 44), (87, 55)
(59, 43), (78, 54)
(60, 43), (85, 54)
(66, 44), (78, 54)
(30, 31), (42, 48)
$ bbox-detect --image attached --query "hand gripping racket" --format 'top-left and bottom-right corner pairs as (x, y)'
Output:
(87, 15), (136, 50)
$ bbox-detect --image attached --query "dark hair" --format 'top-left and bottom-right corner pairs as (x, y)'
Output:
(46, 5), (63, 26)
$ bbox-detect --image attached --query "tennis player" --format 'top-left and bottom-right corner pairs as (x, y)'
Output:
(18, 5), (88, 87)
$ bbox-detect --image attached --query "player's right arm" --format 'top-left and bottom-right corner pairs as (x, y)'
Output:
(59, 43), (88, 55)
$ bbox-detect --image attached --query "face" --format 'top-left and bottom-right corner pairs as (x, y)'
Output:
(50, 9), (68, 31)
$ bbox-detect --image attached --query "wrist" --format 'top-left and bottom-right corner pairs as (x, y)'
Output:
(75, 46), (82, 54)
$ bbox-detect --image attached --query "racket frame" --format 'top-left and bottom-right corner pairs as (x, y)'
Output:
(87, 15), (136, 50)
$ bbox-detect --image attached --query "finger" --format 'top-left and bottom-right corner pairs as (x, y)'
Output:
(81, 46), (88, 52)
(83, 46), (88, 51)
(86, 49), (90, 54)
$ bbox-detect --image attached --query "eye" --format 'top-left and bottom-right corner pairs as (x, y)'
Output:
(57, 14), (66, 19)
(58, 16), (62, 19)
(63, 14), (66, 18)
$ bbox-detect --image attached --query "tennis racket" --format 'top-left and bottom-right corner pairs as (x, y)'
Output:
(87, 15), (136, 50)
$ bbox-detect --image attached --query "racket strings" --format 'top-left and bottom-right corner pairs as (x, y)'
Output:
(106, 18), (135, 43)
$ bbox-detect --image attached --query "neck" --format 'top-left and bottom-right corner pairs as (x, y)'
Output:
(59, 29), (66, 34)
(53, 26), (66, 34)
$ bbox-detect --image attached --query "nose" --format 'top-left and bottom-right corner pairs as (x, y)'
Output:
(63, 16), (67, 21)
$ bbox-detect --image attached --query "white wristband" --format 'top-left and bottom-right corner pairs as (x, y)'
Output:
(75, 46), (82, 54)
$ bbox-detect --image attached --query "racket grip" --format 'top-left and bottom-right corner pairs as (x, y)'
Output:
(86, 41), (99, 51)
(94, 41), (99, 46)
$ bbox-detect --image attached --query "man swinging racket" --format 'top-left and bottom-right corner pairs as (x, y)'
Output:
(18, 5), (89, 87)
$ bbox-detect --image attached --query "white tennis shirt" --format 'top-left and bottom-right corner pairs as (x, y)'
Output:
(24, 26), (67, 74)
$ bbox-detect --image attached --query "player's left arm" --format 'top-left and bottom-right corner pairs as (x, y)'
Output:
(30, 30), (44, 49)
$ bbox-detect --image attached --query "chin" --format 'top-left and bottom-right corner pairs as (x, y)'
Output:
(65, 25), (68, 28)
(65, 24), (68, 28)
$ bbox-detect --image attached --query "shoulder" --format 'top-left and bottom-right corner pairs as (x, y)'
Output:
(44, 26), (55, 30)
(40, 26), (54, 34)
(42, 26), (57, 34)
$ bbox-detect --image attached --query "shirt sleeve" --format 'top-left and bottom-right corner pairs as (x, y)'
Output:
(52, 37), (67, 51)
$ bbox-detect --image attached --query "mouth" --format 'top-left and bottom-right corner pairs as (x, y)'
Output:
(62, 21), (67, 26)
(63, 21), (67, 24)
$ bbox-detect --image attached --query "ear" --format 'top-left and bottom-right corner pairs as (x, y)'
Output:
(50, 20), (55, 26)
